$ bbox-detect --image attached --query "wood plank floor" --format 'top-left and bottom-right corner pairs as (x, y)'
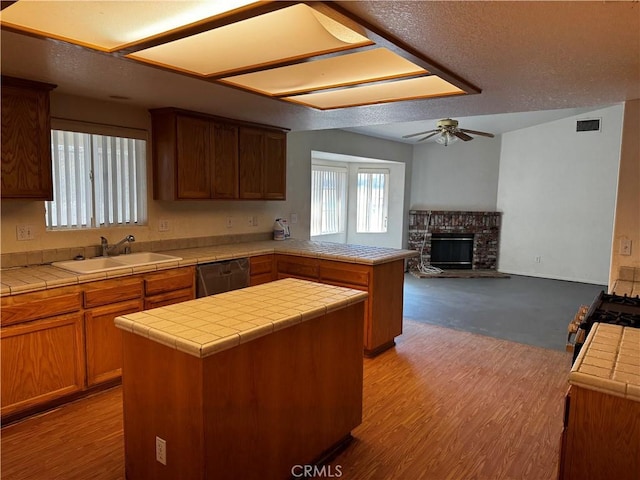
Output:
(1, 320), (572, 480)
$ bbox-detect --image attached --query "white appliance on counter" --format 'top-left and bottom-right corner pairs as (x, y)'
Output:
(273, 218), (291, 240)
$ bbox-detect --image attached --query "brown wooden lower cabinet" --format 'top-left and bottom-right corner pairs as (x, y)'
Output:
(558, 385), (640, 480)
(0, 266), (196, 423)
(275, 254), (405, 357)
(1, 313), (85, 418)
(249, 254), (275, 286)
(144, 266), (196, 309)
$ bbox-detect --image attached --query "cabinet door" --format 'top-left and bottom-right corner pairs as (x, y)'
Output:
(238, 127), (264, 199)
(250, 254), (275, 286)
(263, 131), (286, 200)
(1, 81), (54, 199)
(212, 123), (239, 199)
(1, 313), (84, 418)
(176, 115), (211, 199)
(85, 299), (143, 386)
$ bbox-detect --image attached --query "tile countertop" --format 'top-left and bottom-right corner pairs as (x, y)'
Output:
(114, 277), (368, 358)
(570, 322), (640, 402)
(610, 266), (640, 297)
(0, 239), (417, 296)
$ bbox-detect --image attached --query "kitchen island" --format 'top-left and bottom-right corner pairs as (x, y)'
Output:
(115, 278), (368, 480)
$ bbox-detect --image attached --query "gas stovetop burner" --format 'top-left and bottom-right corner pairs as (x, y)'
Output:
(588, 309), (640, 328)
(601, 293), (640, 307)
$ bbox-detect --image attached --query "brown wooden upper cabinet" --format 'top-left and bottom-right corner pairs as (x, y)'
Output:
(151, 108), (286, 201)
(1, 76), (56, 200)
(239, 127), (286, 200)
(151, 109), (238, 200)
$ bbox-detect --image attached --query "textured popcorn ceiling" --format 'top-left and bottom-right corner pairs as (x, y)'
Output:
(1, 1), (638, 142)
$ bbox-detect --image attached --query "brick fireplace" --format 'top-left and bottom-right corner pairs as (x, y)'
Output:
(408, 210), (501, 271)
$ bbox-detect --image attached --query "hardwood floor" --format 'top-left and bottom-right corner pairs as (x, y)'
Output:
(0, 320), (572, 480)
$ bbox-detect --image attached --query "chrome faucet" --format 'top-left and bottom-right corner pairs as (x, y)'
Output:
(101, 235), (135, 256)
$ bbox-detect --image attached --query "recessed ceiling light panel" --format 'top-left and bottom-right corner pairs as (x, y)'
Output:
(0, 0), (261, 51)
(128, 4), (372, 77)
(284, 76), (465, 110)
(220, 48), (428, 96)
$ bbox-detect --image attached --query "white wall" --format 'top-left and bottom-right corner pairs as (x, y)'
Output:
(410, 135), (502, 211)
(497, 104), (623, 284)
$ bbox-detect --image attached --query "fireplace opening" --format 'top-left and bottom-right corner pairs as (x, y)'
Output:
(430, 233), (474, 270)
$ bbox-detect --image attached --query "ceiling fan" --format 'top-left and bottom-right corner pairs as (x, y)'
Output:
(403, 118), (495, 146)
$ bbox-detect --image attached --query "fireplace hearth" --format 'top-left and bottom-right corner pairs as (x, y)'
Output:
(408, 210), (501, 271)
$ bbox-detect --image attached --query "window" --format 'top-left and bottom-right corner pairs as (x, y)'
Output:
(310, 165), (347, 236)
(46, 130), (147, 229)
(357, 169), (389, 233)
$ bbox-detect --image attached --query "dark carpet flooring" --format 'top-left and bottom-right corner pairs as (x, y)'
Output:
(403, 273), (606, 351)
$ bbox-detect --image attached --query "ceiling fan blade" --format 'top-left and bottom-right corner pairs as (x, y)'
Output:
(403, 129), (438, 139)
(460, 128), (495, 138)
(453, 131), (474, 141)
(416, 132), (440, 142)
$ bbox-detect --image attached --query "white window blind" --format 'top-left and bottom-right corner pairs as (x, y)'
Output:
(310, 165), (347, 236)
(46, 130), (147, 229)
(356, 168), (389, 233)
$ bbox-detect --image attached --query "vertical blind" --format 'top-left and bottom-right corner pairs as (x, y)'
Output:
(46, 130), (147, 229)
(357, 169), (389, 233)
(310, 165), (347, 236)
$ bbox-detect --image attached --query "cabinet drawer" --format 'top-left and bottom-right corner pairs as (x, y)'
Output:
(276, 255), (319, 280)
(320, 261), (370, 288)
(250, 255), (274, 276)
(84, 277), (143, 309)
(145, 288), (194, 310)
(1, 289), (82, 326)
(145, 267), (195, 296)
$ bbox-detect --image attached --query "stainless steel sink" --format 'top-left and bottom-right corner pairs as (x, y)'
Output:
(52, 252), (182, 274)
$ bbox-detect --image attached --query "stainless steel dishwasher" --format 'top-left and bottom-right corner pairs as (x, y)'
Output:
(196, 258), (250, 297)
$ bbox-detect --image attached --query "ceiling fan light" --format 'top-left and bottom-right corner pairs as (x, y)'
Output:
(435, 131), (458, 146)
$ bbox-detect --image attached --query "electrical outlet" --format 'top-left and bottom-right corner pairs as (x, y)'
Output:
(16, 225), (35, 241)
(535, 256), (542, 263)
(290, 213), (298, 224)
(156, 436), (167, 465)
(226, 217), (233, 228)
(620, 238), (632, 256)
(247, 216), (254, 227)
(252, 215), (258, 227)
(158, 219), (170, 232)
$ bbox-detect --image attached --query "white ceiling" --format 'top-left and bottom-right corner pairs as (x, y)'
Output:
(1, 1), (638, 143)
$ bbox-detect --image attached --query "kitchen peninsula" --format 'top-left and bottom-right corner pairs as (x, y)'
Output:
(115, 278), (367, 480)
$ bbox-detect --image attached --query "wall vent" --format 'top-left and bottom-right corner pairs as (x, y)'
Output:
(576, 118), (601, 132)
